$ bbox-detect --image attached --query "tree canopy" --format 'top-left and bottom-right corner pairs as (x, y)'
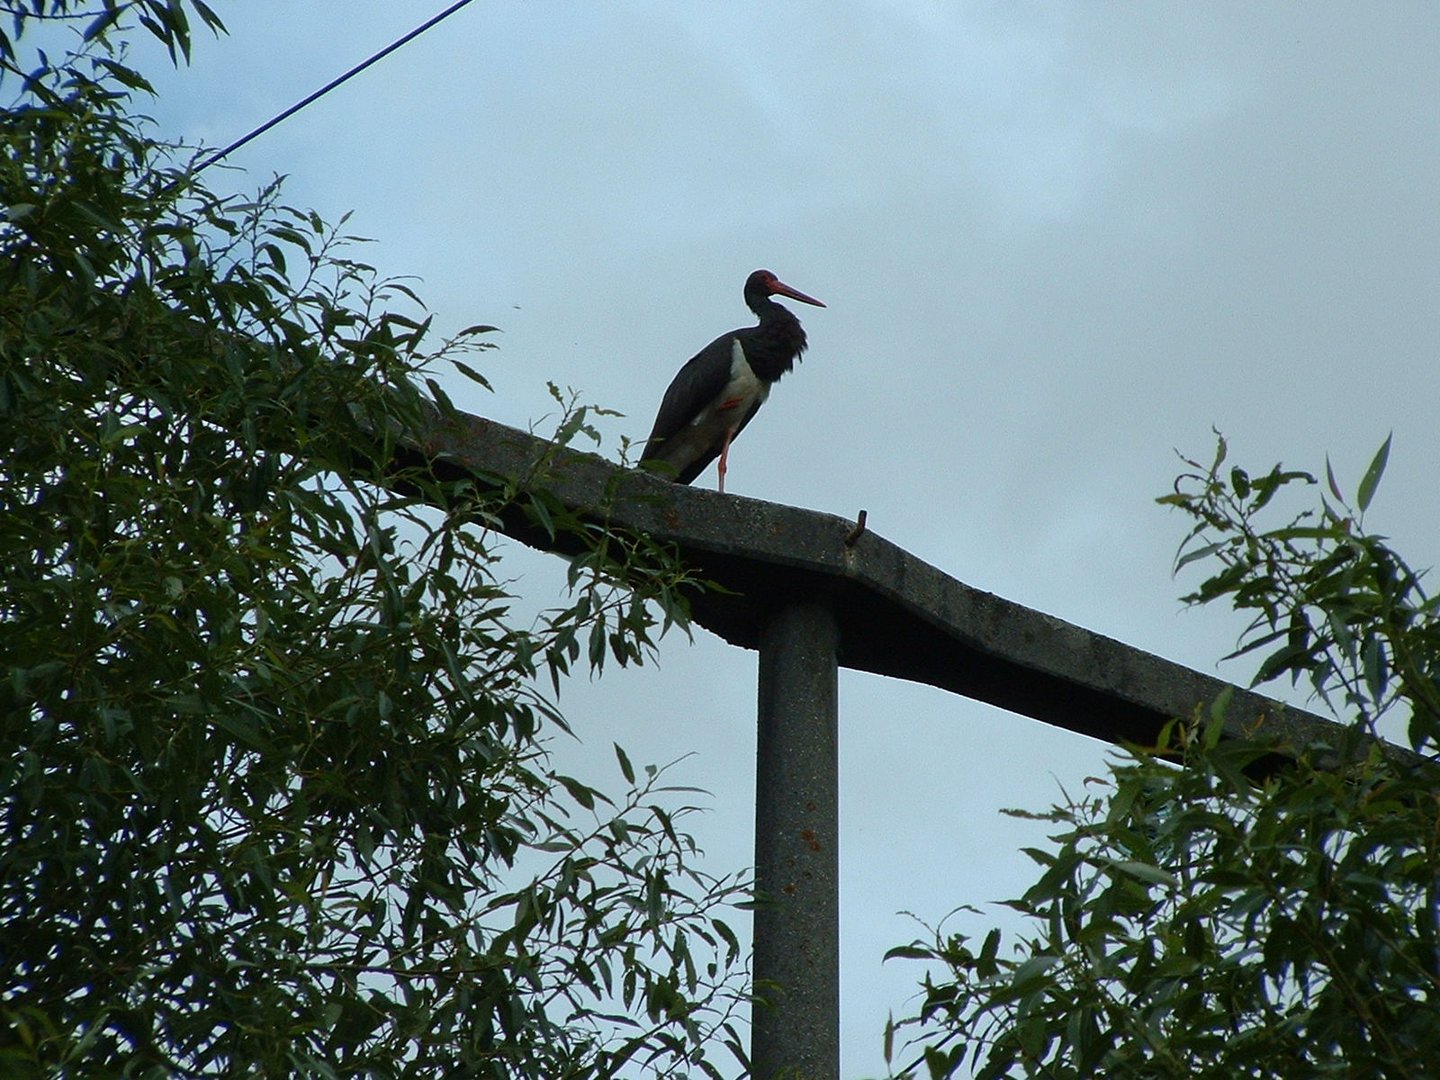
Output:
(1, 5), (746, 1076)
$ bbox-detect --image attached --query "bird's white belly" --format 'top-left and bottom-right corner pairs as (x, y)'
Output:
(689, 339), (768, 430)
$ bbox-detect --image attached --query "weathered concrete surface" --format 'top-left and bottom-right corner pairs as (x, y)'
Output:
(401, 405), (1345, 752)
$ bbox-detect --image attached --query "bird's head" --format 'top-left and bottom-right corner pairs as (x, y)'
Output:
(746, 269), (826, 308)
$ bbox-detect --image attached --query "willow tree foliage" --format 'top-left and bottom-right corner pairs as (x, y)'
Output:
(883, 437), (1440, 1079)
(1, 5), (746, 1076)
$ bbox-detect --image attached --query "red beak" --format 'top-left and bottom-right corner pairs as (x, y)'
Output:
(770, 279), (826, 308)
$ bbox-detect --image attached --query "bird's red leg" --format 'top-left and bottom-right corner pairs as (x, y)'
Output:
(714, 398), (747, 495)
(716, 427), (734, 495)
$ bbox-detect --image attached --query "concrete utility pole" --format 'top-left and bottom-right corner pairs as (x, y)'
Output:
(754, 601), (840, 1080)
(381, 406), (1357, 1080)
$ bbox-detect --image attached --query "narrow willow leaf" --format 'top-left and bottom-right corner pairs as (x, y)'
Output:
(1356, 433), (1392, 512)
(1097, 857), (1179, 889)
(1325, 456), (1344, 503)
(614, 742), (635, 785)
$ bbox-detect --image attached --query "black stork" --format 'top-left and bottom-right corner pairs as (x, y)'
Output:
(640, 269), (825, 494)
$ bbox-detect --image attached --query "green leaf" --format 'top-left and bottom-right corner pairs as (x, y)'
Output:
(1362, 634), (1388, 705)
(555, 773), (597, 811)
(1009, 954), (1059, 989)
(1326, 455), (1345, 502)
(1175, 539), (1226, 573)
(527, 493), (556, 540)
(1356, 432), (1392, 512)
(1209, 684), (1235, 726)
(94, 58), (156, 94)
(192, 1), (228, 34)
(451, 359), (492, 389)
(614, 742), (635, 785)
(83, 8), (125, 44)
(884, 944), (935, 962)
(924, 1043), (958, 1079)
(1096, 857), (1178, 889)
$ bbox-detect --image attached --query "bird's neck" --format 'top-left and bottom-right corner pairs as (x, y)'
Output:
(741, 299), (807, 382)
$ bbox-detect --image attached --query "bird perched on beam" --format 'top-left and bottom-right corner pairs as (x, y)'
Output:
(640, 269), (825, 494)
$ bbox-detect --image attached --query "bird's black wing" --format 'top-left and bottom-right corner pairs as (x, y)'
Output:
(640, 332), (739, 462)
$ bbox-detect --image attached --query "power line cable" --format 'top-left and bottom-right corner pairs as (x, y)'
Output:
(189, 0), (476, 176)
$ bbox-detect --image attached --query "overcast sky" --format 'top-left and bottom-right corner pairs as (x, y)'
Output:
(108, 3), (1440, 1074)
